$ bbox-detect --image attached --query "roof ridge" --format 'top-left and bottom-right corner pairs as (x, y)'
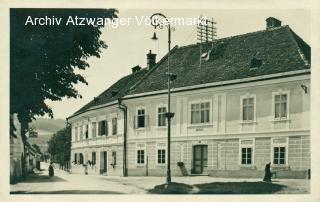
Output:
(285, 26), (310, 65)
(178, 25), (289, 49)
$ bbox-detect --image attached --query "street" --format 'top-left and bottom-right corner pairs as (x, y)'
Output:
(10, 162), (310, 194)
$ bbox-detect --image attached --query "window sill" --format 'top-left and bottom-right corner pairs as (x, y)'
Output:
(271, 165), (290, 170)
(239, 165), (256, 169)
(157, 126), (167, 130)
(135, 127), (146, 131)
(188, 123), (213, 128)
(239, 121), (257, 124)
(271, 119), (290, 122)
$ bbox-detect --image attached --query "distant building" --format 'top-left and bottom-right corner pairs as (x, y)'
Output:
(10, 114), (42, 183)
(68, 17), (310, 178)
(10, 114), (25, 183)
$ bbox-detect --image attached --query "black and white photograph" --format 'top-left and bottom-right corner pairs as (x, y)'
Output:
(1, 0), (320, 201)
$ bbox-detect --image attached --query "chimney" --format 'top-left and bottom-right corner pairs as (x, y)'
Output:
(266, 17), (282, 30)
(131, 65), (141, 73)
(147, 50), (156, 69)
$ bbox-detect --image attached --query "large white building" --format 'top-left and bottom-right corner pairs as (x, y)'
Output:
(67, 17), (310, 178)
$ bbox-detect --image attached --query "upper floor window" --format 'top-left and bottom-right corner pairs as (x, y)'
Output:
(80, 126), (83, 140)
(112, 117), (117, 135)
(74, 127), (78, 141)
(136, 109), (145, 128)
(242, 97), (254, 121)
(158, 107), (167, 127)
(191, 102), (210, 124)
(98, 120), (108, 136)
(85, 124), (88, 139)
(274, 94), (287, 119)
(91, 122), (96, 138)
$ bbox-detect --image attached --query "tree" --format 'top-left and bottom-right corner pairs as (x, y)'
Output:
(47, 125), (71, 169)
(10, 9), (118, 137)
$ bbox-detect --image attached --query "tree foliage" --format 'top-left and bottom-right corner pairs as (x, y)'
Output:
(47, 125), (71, 165)
(10, 9), (118, 125)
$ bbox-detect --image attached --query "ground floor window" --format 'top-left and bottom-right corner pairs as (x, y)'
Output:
(79, 153), (84, 164)
(157, 149), (166, 164)
(92, 152), (96, 165)
(74, 153), (77, 163)
(241, 148), (252, 165)
(137, 150), (145, 164)
(273, 146), (286, 165)
(112, 151), (117, 165)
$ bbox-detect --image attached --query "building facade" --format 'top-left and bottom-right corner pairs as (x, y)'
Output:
(68, 17), (311, 178)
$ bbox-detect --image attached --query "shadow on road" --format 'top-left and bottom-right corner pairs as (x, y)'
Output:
(11, 190), (123, 194)
(148, 181), (286, 194)
(21, 173), (67, 183)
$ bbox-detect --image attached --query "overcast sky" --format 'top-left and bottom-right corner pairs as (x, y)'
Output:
(45, 9), (310, 120)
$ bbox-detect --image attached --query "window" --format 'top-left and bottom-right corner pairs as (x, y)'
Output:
(112, 151), (117, 165)
(137, 109), (145, 128)
(273, 147), (286, 165)
(137, 150), (145, 164)
(92, 152), (96, 165)
(242, 97), (254, 121)
(191, 102), (210, 124)
(98, 120), (108, 136)
(239, 139), (254, 166)
(271, 137), (288, 166)
(241, 148), (252, 165)
(74, 153), (77, 163)
(157, 149), (166, 164)
(79, 153), (84, 164)
(91, 122), (96, 138)
(74, 127), (78, 141)
(158, 107), (167, 127)
(85, 124), (88, 139)
(80, 126), (83, 140)
(274, 94), (287, 119)
(112, 118), (117, 135)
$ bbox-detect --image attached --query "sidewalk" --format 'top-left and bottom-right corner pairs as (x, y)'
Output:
(10, 164), (310, 194)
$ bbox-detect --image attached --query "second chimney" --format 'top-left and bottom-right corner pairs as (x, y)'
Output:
(147, 50), (156, 69)
(266, 17), (282, 30)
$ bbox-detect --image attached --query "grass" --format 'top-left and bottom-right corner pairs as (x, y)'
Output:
(148, 181), (286, 194)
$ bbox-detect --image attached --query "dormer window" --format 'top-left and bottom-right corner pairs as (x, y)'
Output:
(250, 58), (262, 68)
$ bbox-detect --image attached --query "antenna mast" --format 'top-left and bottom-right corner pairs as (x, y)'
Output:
(197, 17), (217, 67)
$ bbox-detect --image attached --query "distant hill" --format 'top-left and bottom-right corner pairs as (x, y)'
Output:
(30, 118), (66, 134)
(28, 118), (66, 153)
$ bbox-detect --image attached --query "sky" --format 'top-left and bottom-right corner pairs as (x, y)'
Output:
(45, 9), (310, 120)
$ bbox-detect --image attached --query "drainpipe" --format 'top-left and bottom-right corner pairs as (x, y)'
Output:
(118, 98), (128, 177)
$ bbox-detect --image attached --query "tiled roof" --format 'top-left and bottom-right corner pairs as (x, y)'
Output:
(70, 25), (310, 117)
(71, 68), (148, 116)
(129, 26), (310, 95)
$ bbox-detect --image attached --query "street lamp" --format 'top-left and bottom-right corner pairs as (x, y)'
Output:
(150, 13), (176, 185)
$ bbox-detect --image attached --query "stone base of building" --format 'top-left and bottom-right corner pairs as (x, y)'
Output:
(208, 169), (308, 179)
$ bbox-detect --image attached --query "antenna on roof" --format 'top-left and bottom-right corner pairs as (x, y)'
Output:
(197, 16), (217, 67)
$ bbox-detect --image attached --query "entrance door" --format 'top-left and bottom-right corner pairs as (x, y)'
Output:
(100, 151), (107, 174)
(103, 151), (107, 173)
(193, 145), (208, 174)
